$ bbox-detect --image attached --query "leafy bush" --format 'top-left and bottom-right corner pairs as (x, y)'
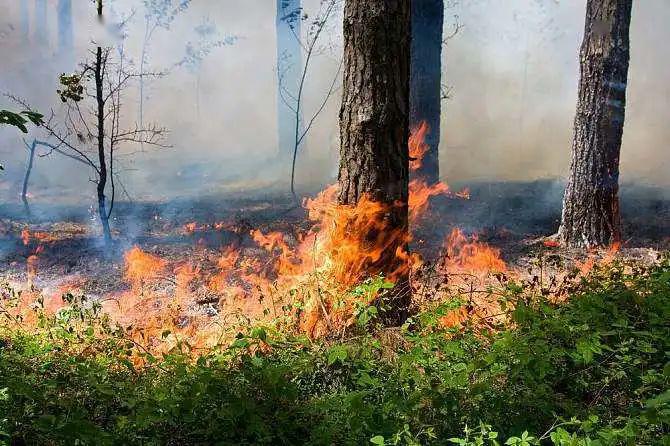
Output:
(1, 260), (668, 445)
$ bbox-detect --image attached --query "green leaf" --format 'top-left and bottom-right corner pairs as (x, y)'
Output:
(327, 345), (348, 365)
(0, 110), (42, 133)
(230, 338), (250, 349)
(20, 110), (44, 126)
(0, 110), (28, 133)
(645, 390), (670, 408)
(251, 327), (267, 341)
(35, 414), (57, 430)
(370, 435), (385, 445)
(380, 280), (395, 289)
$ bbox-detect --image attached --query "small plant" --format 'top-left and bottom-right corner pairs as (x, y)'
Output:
(351, 276), (394, 328)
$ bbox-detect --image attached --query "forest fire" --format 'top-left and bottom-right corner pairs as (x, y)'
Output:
(1, 0), (667, 442)
(441, 228), (506, 274)
(408, 122), (470, 220)
(123, 246), (168, 288)
(1, 115), (636, 356)
(2, 121), (509, 349)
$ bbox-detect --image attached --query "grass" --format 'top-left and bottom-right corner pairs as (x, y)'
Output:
(0, 260), (669, 445)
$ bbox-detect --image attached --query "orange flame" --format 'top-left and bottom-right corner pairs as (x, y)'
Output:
(21, 229), (30, 246)
(123, 246), (168, 288)
(575, 241), (621, 276)
(407, 121), (469, 221)
(5, 120), (505, 351)
(409, 121), (430, 171)
(442, 228), (506, 274)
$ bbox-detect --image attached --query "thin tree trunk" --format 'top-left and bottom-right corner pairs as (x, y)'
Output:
(559, 0), (632, 248)
(95, 46), (112, 245)
(22, 140), (37, 216)
(410, 0), (443, 184)
(338, 0), (411, 325)
(276, 0), (302, 160)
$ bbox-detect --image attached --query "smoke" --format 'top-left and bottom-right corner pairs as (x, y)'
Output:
(443, 0), (670, 186)
(0, 0), (668, 212)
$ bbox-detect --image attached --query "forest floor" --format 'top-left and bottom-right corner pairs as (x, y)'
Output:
(0, 180), (667, 308)
(0, 180), (666, 340)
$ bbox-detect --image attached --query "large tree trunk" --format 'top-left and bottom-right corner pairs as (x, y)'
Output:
(558, 0), (632, 248)
(276, 0), (303, 160)
(410, 0), (443, 184)
(338, 0), (411, 325)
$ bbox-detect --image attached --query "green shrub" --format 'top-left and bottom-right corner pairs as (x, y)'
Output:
(1, 260), (668, 445)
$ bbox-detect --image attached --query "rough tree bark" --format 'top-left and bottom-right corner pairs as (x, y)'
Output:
(559, 0), (632, 248)
(410, 0), (443, 184)
(338, 0), (411, 325)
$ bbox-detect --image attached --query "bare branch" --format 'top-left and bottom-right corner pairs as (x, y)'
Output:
(297, 57), (342, 147)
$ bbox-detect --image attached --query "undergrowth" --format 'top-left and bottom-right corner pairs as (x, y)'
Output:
(0, 260), (668, 445)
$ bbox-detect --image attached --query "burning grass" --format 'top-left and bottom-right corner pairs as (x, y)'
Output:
(0, 121), (653, 358)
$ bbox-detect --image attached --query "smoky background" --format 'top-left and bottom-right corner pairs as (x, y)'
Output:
(0, 0), (668, 210)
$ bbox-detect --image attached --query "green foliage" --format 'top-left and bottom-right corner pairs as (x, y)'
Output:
(351, 276), (394, 328)
(0, 260), (669, 445)
(0, 110), (43, 133)
(57, 73), (84, 103)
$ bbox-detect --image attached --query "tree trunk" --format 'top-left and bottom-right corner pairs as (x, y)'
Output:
(22, 140), (37, 216)
(276, 0), (303, 160)
(338, 0), (411, 325)
(410, 0), (443, 184)
(559, 0), (632, 248)
(95, 46), (112, 245)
